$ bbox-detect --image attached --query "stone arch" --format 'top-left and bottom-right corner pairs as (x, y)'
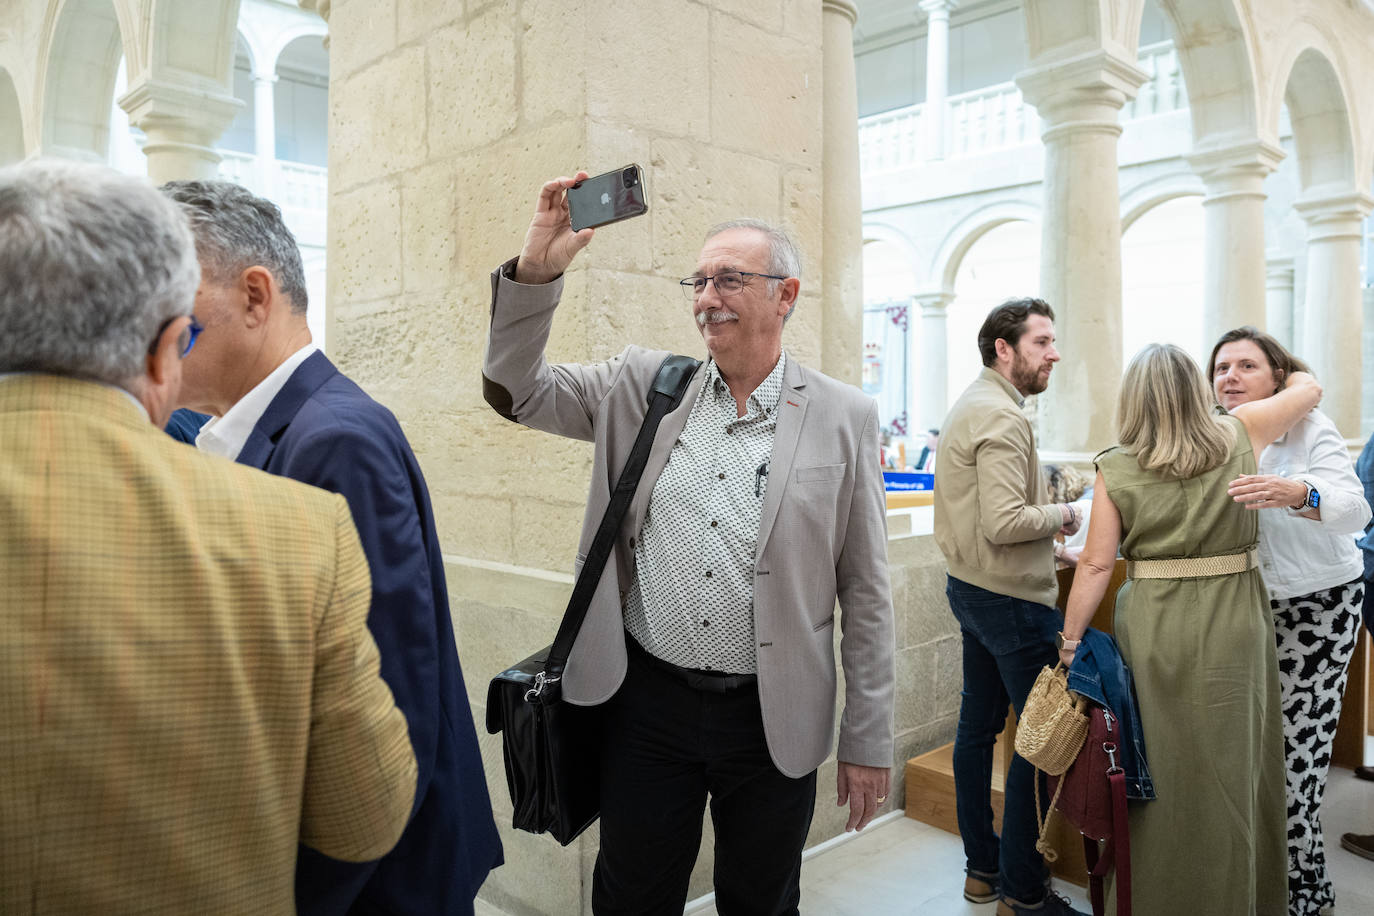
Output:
(37, 0), (138, 161)
(1120, 169), (1204, 231)
(1154, 0), (1264, 149)
(264, 22), (329, 78)
(1, 67), (24, 165)
(1266, 27), (1358, 194)
(931, 199), (1040, 293)
(862, 221), (923, 287)
(144, 1), (242, 89)
(1022, 0), (1147, 62)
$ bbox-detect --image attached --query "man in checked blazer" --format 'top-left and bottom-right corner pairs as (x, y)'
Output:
(163, 180), (502, 916)
(0, 161), (417, 913)
(483, 172), (896, 915)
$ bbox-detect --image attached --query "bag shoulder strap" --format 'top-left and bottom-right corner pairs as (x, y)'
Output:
(544, 354), (700, 675)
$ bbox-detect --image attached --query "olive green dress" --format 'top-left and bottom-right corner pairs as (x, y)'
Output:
(1097, 415), (1287, 916)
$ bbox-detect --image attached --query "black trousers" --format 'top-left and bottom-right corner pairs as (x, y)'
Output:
(591, 643), (818, 916)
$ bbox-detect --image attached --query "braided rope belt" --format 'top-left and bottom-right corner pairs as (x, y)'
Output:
(1127, 548), (1258, 580)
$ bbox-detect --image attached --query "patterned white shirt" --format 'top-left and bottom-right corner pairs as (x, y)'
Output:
(623, 352), (787, 674)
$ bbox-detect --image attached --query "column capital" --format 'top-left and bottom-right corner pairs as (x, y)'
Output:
(298, 0), (330, 21)
(251, 70), (280, 85)
(1185, 138), (1284, 202)
(117, 76), (243, 181)
(822, 0), (859, 26)
(1016, 49), (1146, 139)
(918, 0), (959, 18)
(913, 289), (955, 312)
(1293, 189), (1374, 242)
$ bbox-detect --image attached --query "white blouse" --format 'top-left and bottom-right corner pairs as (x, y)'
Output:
(1250, 408), (1371, 601)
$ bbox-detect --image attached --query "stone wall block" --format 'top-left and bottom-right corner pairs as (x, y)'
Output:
(330, 46), (428, 190)
(782, 165), (825, 289)
(894, 643), (937, 733)
(583, 268), (700, 358)
(781, 290), (824, 368)
(453, 120), (587, 283)
(520, 0), (587, 124)
(511, 496), (595, 573)
(397, 0), (465, 46)
(584, 0), (710, 139)
(709, 18), (817, 163)
(427, 12), (519, 156)
(328, 0), (399, 80)
(330, 180), (404, 303)
(782, 0), (824, 36)
(581, 123), (654, 275)
(710, 0), (784, 32)
(452, 594), (568, 693)
(430, 492), (514, 564)
(401, 162), (460, 294)
(648, 137), (782, 276)
(933, 633), (961, 715)
(904, 561), (956, 647)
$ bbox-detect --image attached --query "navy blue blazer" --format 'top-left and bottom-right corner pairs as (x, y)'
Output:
(237, 351), (502, 916)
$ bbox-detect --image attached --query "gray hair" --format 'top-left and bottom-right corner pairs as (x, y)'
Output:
(705, 218), (803, 319)
(0, 160), (200, 385)
(161, 180), (308, 315)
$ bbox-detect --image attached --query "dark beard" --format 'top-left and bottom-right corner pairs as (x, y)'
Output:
(1011, 352), (1047, 395)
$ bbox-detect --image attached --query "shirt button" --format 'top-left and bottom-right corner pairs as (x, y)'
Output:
(704, 570), (713, 578)
(710, 520), (718, 527)
(702, 619), (711, 627)
(718, 473), (725, 480)
(726, 428), (734, 435)
(629, 537), (635, 548)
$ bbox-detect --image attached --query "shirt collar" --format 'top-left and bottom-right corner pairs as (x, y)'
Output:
(980, 365), (1025, 407)
(704, 351), (787, 417)
(196, 343), (318, 460)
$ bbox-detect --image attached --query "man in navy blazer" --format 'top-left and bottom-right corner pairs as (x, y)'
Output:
(163, 180), (502, 915)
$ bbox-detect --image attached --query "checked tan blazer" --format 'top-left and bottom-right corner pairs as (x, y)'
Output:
(0, 375), (417, 915)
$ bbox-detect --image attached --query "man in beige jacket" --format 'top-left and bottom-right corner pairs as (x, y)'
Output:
(933, 298), (1084, 916)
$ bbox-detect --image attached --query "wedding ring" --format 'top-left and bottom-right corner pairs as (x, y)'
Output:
(876, 795), (887, 803)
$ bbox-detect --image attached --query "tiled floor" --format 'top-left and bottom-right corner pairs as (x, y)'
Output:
(687, 763), (1374, 915)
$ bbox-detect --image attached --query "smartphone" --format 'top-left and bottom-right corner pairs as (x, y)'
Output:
(567, 164), (648, 232)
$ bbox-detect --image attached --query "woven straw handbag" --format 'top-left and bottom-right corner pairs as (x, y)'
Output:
(1015, 663), (1089, 776)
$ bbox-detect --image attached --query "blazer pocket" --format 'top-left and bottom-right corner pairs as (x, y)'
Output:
(795, 462), (847, 483)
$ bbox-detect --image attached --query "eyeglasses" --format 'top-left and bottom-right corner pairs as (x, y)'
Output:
(147, 315), (204, 358)
(680, 270), (787, 300)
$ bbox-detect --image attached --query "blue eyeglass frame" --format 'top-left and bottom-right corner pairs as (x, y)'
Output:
(148, 315), (203, 358)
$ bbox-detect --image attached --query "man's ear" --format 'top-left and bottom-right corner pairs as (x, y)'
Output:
(994, 337), (1013, 364)
(241, 265), (276, 329)
(776, 277), (800, 317)
(141, 316), (189, 426)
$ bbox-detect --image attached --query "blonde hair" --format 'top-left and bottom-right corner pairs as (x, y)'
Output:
(1117, 344), (1235, 479)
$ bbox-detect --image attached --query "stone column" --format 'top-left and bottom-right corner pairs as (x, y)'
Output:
(821, 0), (863, 386)
(1265, 256), (1295, 348)
(1294, 190), (1374, 436)
(253, 70), (279, 197)
(914, 290), (953, 429)
(1364, 285), (1374, 437)
(919, 0), (957, 160)
(1185, 140), (1284, 345)
(118, 77), (241, 183)
(1015, 51), (1145, 457)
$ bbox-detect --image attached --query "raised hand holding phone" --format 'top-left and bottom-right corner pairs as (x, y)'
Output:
(514, 172), (594, 285)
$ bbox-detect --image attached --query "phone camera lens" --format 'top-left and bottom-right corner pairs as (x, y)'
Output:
(622, 168), (638, 189)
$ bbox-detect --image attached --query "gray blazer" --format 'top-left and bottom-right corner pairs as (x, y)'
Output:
(483, 261), (895, 777)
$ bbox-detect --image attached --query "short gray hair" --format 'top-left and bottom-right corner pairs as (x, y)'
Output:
(0, 160), (200, 384)
(705, 218), (803, 319)
(162, 180), (309, 315)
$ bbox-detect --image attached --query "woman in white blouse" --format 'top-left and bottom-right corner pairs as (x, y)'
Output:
(1207, 326), (1372, 916)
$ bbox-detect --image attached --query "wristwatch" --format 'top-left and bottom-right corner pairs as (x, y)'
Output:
(1291, 482), (1320, 511)
(1056, 631), (1081, 653)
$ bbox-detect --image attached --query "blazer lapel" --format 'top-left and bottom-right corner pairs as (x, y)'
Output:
(756, 359), (808, 561)
(626, 362), (706, 537)
(235, 350), (338, 469)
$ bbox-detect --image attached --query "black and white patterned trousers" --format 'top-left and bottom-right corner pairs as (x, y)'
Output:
(1272, 578), (1364, 916)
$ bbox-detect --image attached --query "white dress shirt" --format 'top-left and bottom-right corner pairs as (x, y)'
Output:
(196, 344), (318, 460)
(1249, 407), (1370, 601)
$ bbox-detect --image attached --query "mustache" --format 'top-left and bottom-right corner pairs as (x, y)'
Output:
(696, 309), (739, 327)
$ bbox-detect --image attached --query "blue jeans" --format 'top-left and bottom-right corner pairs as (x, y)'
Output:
(946, 575), (1060, 902)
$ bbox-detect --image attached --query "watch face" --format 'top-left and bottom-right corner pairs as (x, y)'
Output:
(1309, 488), (1320, 509)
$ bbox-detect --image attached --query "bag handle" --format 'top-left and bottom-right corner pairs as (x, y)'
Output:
(542, 354), (700, 680)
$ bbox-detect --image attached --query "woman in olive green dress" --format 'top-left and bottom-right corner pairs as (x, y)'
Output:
(1058, 344), (1321, 915)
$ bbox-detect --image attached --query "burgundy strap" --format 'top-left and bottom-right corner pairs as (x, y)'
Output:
(1109, 770), (1130, 916)
(1081, 771), (1130, 916)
